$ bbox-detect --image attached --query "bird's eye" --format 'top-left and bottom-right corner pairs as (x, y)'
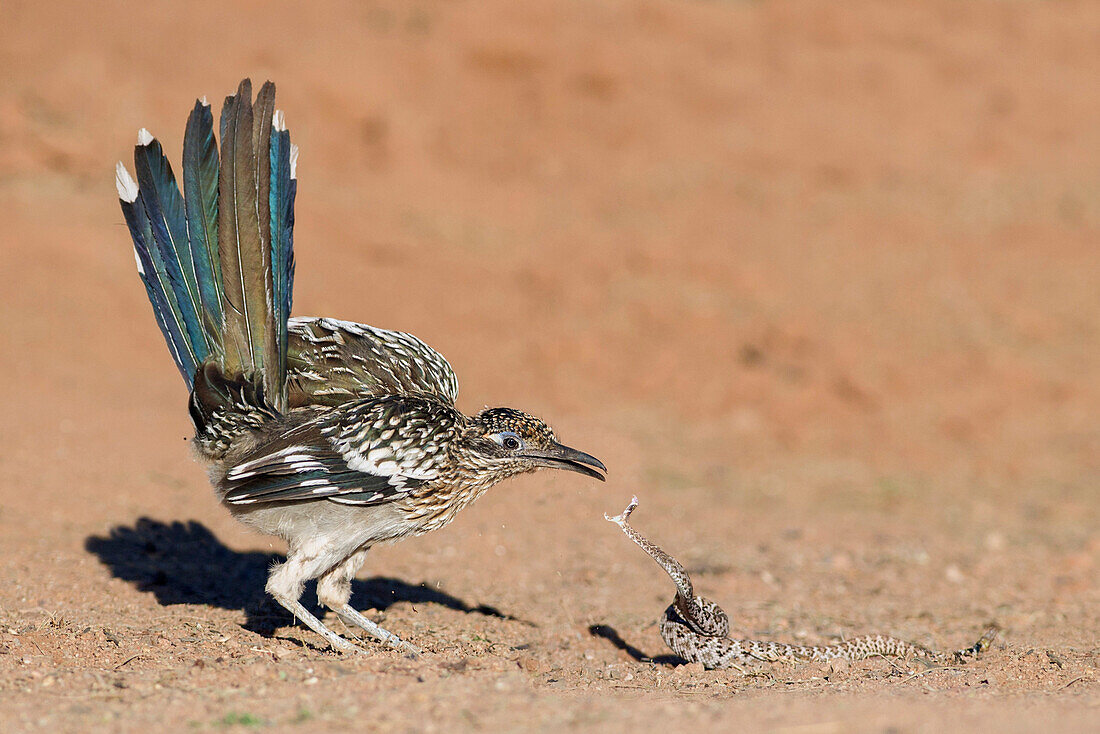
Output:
(490, 431), (524, 451)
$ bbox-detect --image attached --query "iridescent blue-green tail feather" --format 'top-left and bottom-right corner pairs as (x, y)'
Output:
(116, 79), (296, 414)
(117, 162), (197, 384)
(270, 110), (296, 404)
(182, 98), (223, 341)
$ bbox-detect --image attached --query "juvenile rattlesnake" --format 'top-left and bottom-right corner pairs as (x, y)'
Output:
(606, 497), (998, 670)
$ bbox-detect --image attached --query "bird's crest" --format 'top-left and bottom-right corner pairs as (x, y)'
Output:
(472, 408), (555, 444)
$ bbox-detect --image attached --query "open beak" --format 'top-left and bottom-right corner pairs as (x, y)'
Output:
(524, 442), (607, 481)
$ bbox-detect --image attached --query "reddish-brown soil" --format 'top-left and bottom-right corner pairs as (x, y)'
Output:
(2, 0), (1098, 731)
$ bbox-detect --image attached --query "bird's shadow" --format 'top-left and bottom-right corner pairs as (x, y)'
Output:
(85, 518), (527, 638)
(588, 624), (684, 666)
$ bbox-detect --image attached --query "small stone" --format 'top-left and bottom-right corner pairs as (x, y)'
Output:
(675, 661), (706, 677)
(516, 657), (541, 673)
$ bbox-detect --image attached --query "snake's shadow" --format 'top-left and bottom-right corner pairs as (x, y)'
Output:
(85, 518), (527, 637)
(588, 624), (684, 666)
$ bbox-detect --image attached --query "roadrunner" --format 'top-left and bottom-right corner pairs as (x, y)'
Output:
(115, 79), (605, 653)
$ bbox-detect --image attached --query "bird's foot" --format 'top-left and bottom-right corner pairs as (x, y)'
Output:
(337, 604), (421, 656)
(271, 593), (361, 653)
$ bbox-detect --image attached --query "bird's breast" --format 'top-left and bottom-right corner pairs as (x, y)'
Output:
(394, 472), (502, 534)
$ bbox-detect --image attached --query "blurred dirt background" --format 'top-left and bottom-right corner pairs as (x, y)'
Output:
(1, 0), (1098, 731)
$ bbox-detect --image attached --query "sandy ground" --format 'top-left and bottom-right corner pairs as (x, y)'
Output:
(1, 0), (1098, 731)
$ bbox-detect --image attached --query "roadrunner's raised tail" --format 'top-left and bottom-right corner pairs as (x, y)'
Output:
(116, 79), (606, 653)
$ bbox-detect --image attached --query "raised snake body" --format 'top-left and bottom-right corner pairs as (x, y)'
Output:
(606, 497), (997, 670)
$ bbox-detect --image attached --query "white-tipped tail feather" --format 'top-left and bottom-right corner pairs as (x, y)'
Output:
(200, 95), (209, 107)
(137, 128), (154, 146)
(273, 109), (286, 132)
(115, 161), (139, 202)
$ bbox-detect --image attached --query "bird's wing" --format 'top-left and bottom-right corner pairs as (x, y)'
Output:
(222, 396), (461, 506)
(285, 317), (459, 407)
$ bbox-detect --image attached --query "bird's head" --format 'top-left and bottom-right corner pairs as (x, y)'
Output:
(463, 407), (606, 482)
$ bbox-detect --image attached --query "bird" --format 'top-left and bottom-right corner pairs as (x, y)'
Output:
(115, 78), (606, 654)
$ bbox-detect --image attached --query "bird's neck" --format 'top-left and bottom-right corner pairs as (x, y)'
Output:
(397, 469), (510, 534)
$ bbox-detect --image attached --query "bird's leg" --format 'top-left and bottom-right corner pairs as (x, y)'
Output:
(605, 496), (695, 603)
(316, 548), (421, 655)
(267, 553), (358, 653)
